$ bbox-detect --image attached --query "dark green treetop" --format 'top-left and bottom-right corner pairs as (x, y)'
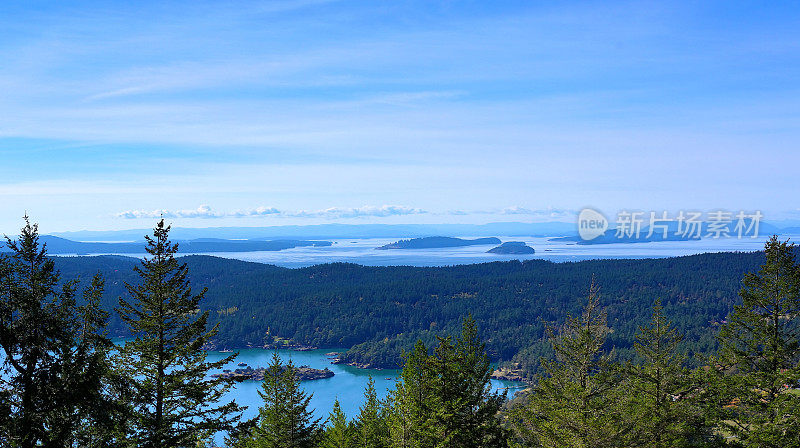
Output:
(320, 399), (356, 448)
(238, 352), (322, 448)
(0, 217), (115, 448)
(511, 280), (631, 448)
(713, 236), (800, 446)
(117, 219), (242, 448)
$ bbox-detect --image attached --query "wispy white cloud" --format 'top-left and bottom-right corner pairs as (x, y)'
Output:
(231, 206), (282, 217)
(499, 206), (577, 218)
(115, 204), (426, 220)
(116, 205), (223, 219)
(1, 2), (798, 233)
(445, 206), (577, 219)
(114, 204), (581, 221)
(287, 205), (426, 219)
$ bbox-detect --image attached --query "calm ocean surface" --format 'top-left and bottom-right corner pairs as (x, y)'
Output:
(61, 236), (790, 268)
(188, 236), (780, 268)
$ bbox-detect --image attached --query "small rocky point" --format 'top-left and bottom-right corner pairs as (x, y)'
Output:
(213, 365), (334, 381)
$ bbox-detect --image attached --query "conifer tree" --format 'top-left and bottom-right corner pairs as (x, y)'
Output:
(117, 219), (241, 447)
(54, 274), (132, 448)
(628, 300), (718, 447)
(389, 317), (508, 448)
(356, 378), (389, 448)
(387, 340), (436, 448)
(510, 280), (630, 448)
(0, 217), (115, 448)
(255, 353), (322, 447)
(428, 316), (509, 448)
(712, 236), (800, 446)
(321, 399), (356, 448)
(241, 352), (322, 448)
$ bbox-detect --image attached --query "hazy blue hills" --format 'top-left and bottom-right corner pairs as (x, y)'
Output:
(0, 235), (331, 255)
(47, 220), (800, 246)
(555, 220), (784, 245)
(553, 229), (700, 245)
(487, 241), (535, 254)
(50, 222), (577, 242)
(376, 236), (501, 250)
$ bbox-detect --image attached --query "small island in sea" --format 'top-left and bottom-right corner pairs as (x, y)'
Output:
(486, 241), (535, 254)
(376, 236), (501, 250)
(212, 364), (334, 382)
(490, 363), (527, 382)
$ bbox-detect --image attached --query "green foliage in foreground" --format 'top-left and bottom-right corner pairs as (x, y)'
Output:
(707, 236), (800, 446)
(1, 217), (799, 447)
(230, 353), (323, 448)
(510, 280), (633, 447)
(117, 220), (243, 447)
(0, 218), (121, 448)
(319, 400), (356, 448)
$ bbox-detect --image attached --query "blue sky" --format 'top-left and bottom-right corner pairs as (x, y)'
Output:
(1, 0), (798, 233)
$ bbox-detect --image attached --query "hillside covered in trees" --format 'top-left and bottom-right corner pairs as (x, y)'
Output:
(54, 250), (766, 376)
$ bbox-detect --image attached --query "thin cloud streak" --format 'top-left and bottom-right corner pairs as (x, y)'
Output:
(115, 204), (581, 221)
(444, 207), (577, 219)
(116, 204), (427, 220)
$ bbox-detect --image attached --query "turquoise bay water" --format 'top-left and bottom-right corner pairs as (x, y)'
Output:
(206, 347), (524, 444)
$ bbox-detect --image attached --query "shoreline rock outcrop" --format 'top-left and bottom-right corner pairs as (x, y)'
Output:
(212, 365), (334, 382)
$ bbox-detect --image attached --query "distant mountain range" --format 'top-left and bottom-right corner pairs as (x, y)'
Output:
(555, 220), (786, 245)
(49, 222), (577, 242)
(36, 220), (800, 247)
(0, 236), (331, 255)
(376, 236), (501, 250)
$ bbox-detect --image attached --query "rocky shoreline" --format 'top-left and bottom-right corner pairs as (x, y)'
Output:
(490, 364), (528, 383)
(212, 364), (334, 382)
(202, 340), (319, 352)
(211, 347), (527, 384)
(328, 353), (386, 370)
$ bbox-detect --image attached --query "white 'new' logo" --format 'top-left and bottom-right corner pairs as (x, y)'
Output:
(578, 208), (608, 240)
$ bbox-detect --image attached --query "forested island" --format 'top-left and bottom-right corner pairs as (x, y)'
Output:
(212, 364), (334, 381)
(486, 241), (535, 254)
(375, 236), (501, 249)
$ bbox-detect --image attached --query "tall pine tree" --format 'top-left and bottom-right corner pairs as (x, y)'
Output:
(510, 280), (631, 448)
(117, 219), (242, 447)
(387, 340), (437, 448)
(355, 377), (389, 448)
(712, 236), (800, 446)
(388, 317), (508, 448)
(238, 353), (322, 448)
(628, 300), (719, 447)
(0, 217), (114, 448)
(427, 316), (508, 448)
(321, 399), (356, 448)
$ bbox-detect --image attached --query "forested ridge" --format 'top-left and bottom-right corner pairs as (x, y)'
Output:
(53, 250), (766, 376)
